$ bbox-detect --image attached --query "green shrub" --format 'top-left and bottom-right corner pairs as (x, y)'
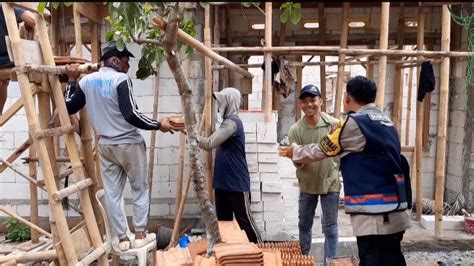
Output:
(4, 217), (31, 242)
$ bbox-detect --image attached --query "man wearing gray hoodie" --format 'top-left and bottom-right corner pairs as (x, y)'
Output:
(198, 87), (262, 243)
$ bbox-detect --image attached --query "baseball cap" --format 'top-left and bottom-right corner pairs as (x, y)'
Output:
(100, 43), (135, 61)
(299, 84), (321, 99)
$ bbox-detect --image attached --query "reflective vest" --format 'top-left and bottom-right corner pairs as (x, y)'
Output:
(340, 109), (409, 214)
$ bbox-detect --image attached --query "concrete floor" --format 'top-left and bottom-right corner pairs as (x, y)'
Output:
(308, 209), (474, 264)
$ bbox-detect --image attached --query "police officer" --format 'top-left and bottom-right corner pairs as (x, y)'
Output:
(281, 76), (411, 265)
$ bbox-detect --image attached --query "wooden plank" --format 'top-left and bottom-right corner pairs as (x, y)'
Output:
(434, 4), (451, 239)
(73, 3), (101, 24)
(375, 2), (390, 108)
(334, 2), (349, 118)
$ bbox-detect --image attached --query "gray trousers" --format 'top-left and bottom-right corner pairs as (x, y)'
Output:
(98, 141), (149, 239)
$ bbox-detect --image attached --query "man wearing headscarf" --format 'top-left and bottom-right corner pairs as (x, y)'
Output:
(198, 87), (262, 244)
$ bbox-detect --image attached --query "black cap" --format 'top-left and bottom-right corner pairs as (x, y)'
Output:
(299, 84), (321, 99)
(100, 43), (135, 61)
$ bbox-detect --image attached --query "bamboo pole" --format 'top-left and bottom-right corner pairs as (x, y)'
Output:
(263, 2), (273, 122)
(405, 65), (414, 145)
(34, 12), (107, 265)
(375, 2), (390, 108)
(0, 206), (52, 238)
(318, 3), (327, 112)
(366, 45), (374, 79)
(147, 69), (160, 221)
(295, 60), (303, 121)
(28, 145), (39, 243)
(73, 4), (82, 58)
(0, 250), (58, 264)
(334, 2), (349, 118)
(434, 5), (451, 239)
(211, 46), (472, 58)
(175, 132), (186, 215)
(415, 5), (425, 221)
(392, 3), (405, 135)
(152, 16), (253, 79)
(204, 5), (214, 201)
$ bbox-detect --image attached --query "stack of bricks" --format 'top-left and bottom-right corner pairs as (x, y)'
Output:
(240, 110), (285, 240)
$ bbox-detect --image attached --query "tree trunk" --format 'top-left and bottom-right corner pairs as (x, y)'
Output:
(161, 5), (221, 255)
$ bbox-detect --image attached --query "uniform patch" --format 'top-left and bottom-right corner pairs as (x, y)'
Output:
(319, 119), (345, 156)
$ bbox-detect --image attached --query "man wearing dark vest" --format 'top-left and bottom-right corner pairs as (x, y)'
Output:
(198, 87), (262, 244)
(280, 76), (410, 265)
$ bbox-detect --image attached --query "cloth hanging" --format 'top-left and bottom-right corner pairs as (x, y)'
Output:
(417, 61), (436, 102)
(274, 59), (296, 98)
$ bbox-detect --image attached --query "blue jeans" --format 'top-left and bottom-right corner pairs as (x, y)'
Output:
(298, 191), (339, 263)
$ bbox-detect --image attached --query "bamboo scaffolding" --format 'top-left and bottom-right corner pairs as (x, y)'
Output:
(147, 69), (160, 222)
(295, 57), (303, 121)
(405, 65), (414, 145)
(35, 10), (108, 264)
(211, 46), (471, 58)
(434, 5), (451, 239)
(318, 3), (327, 112)
(152, 16), (253, 79)
(415, 5), (425, 221)
(204, 5), (214, 201)
(263, 2), (273, 122)
(392, 3), (405, 135)
(375, 2), (390, 108)
(0, 250), (58, 264)
(334, 2), (349, 118)
(28, 144), (39, 243)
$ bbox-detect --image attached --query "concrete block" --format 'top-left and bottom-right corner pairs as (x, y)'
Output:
(250, 181), (261, 192)
(251, 212), (263, 221)
(159, 63), (175, 79)
(257, 143), (279, 153)
(156, 147), (179, 165)
(261, 182), (282, 193)
(245, 132), (257, 143)
(278, 164), (297, 178)
(0, 183), (29, 199)
(1, 169), (16, 183)
(158, 96), (182, 113)
(264, 201), (283, 212)
(259, 162), (279, 173)
(153, 165), (170, 182)
(247, 160), (258, 173)
(243, 122), (256, 133)
(284, 206), (299, 217)
(245, 143), (257, 153)
(284, 197), (299, 208)
(282, 186), (300, 198)
(132, 78), (155, 96)
(0, 132), (14, 149)
(159, 78), (180, 96)
(246, 152), (257, 163)
(250, 173), (260, 182)
(260, 172), (279, 183)
(420, 215), (465, 231)
(264, 211), (282, 221)
(256, 131), (277, 143)
(149, 203), (170, 216)
(251, 191), (261, 202)
(261, 192), (282, 202)
(448, 126), (465, 144)
(183, 202), (201, 216)
(257, 153), (279, 163)
(251, 202), (263, 212)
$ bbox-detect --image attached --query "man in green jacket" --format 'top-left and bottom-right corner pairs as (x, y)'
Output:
(287, 84), (340, 263)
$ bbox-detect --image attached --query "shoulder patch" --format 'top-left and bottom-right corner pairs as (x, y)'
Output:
(319, 119), (345, 156)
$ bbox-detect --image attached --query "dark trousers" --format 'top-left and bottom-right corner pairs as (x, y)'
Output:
(356, 231), (406, 266)
(215, 189), (262, 244)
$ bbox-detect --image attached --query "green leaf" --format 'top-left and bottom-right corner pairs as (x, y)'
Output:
(290, 9), (301, 25)
(37, 2), (47, 15)
(63, 2), (72, 7)
(242, 2), (252, 8)
(105, 31), (114, 42)
(116, 38), (125, 51)
(280, 2), (289, 9)
(293, 3), (301, 9)
(280, 8), (290, 23)
(199, 2), (208, 9)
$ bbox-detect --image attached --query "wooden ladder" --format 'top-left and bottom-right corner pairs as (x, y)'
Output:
(2, 3), (108, 265)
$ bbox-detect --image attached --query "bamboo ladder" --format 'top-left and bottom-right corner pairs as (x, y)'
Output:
(1, 3), (108, 265)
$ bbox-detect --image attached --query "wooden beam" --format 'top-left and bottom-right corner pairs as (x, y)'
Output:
(8, 2), (51, 17)
(152, 16), (253, 79)
(334, 2), (349, 118)
(211, 46), (472, 58)
(392, 3), (405, 135)
(318, 2), (327, 112)
(405, 65), (414, 145)
(434, 4), (451, 239)
(263, 2), (272, 122)
(73, 3), (101, 24)
(375, 2), (390, 108)
(415, 5), (425, 222)
(0, 205), (52, 238)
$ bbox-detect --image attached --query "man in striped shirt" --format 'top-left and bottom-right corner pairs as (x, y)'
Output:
(64, 43), (175, 251)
